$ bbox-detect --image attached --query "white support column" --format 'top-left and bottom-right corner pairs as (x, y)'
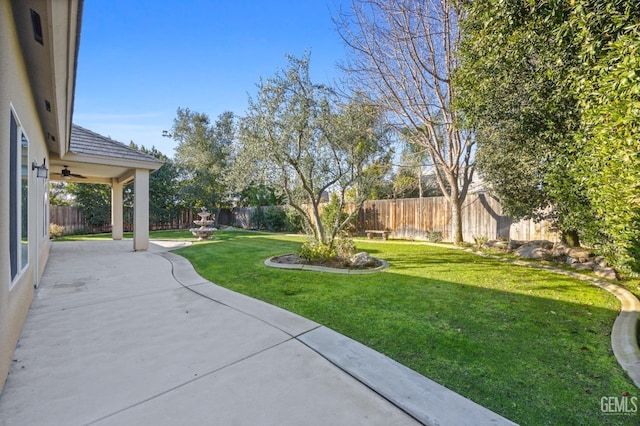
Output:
(111, 179), (124, 240)
(133, 169), (150, 251)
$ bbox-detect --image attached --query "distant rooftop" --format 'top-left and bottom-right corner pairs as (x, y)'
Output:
(70, 125), (163, 164)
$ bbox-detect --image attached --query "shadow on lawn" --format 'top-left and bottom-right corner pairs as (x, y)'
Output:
(176, 233), (637, 425)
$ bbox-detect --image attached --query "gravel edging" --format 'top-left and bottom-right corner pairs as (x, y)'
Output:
(264, 256), (389, 275)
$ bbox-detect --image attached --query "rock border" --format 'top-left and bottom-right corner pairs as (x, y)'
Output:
(264, 255), (389, 275)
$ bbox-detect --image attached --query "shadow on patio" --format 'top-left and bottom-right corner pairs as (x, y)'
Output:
(0, 240), (513, 426)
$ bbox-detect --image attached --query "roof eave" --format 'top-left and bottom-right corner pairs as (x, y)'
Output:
(62, 151), (164, 171)
(49, 0), (83, 156)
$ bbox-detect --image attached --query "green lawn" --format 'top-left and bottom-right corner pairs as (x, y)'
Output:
(55, 230), (195, 241)
(171, 230), (637, 425)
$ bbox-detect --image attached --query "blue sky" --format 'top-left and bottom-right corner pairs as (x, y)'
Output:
(73, 0), (347, 157)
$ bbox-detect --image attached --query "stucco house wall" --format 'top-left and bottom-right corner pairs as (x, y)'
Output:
(0, 0), (161, 393)
(0, 0), (53, 392)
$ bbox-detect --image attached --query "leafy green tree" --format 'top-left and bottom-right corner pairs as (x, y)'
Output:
(569, 3), (640, 272)
(126, 143), (180, 226)
(169, 109), (235, 224)
(234, 54), (392, 248)
(336, 0), (475, 244)
(49, 182), (72, 206)
(454, 0), (591, 246)
(236, 182), (286, 207)
(388, 142), (443, 199)
(456, 0), (640, 271)
(66, 183), (111, 228)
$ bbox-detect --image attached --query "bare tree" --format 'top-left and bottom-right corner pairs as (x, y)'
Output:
(335, 0), (474, 244)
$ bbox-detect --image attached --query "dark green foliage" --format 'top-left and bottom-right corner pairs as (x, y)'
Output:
(570, 3), (640, 273)
(250, 206), (301, 232)
(249, 207), (266, 230)
(321, 193), (357, 238)
(455, 0), (640, 272)
(127, 144), (182, 225)
(49, 182), (72, 206)
(66, 183), (111, 227)
(170, 109), (235, 220)
(237, 183), (285, 207)
(263, 207), (287, 232)
(455, 0), (588, 235)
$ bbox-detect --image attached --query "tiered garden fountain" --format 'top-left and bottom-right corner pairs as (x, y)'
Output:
(190, 207), (217, 240)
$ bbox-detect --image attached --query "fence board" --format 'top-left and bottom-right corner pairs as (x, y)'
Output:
(49, 205), (86, 233)
(350, 194), (558, 243)
(50, 205), (195, 234)
(51, 195), (559, 242)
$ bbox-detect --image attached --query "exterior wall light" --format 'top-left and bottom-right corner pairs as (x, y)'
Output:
(32, 158), (48, 179)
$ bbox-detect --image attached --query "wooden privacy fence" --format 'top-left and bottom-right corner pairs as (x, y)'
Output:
(50, 205), (195, 234)
(51, 194), (559, 242)
(49, 205), (86, 234)
(228, 207), (255, 229)
(226, 194), (558, 243)
(349, 193), (558, 242)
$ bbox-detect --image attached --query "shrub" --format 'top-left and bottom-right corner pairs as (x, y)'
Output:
(69, 227), (92, 236)
(285, 207), (304, 233)
(334, 238), (356, 261)
(321, 193), (357, 236)
(473, 234), (488, 247)
(49, 223), (65, 239)
(263, 207), (287, 231)
(299, 239), (336, 262)
(249, 207), (266, 230)
(428, 231), (443, 243)
(250, 206), (303, 232)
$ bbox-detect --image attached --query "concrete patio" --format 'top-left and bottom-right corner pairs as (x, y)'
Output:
(0, 240), (515, 425)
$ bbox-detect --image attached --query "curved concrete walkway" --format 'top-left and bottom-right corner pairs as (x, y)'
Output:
(0, 240), (515, 426)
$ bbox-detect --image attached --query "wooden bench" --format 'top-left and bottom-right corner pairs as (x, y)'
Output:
(365, 230), (390, 240)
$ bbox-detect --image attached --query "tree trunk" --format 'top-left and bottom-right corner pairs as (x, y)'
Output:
(561, 230), (580, 247)
(214, 207), (221, 227)
(311, 203), (325, 244)
(452, 200), (464, 245)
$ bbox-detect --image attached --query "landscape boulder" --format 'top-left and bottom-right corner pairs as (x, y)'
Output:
(551, 243), (568, 258)
(481, 240), (509, 250)
(481, 238), (619, 280)
(593, 256), (608, 267)
(350, 252), (377, 268)
(594, 266), (617, 280)
(571, 262), (596, 271)
(514, 240), (553, 259)
(566, 247), (592, 263)
(508, 240), (526, 250)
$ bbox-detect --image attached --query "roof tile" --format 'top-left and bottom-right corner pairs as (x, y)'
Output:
(70, 125), (164, 164)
